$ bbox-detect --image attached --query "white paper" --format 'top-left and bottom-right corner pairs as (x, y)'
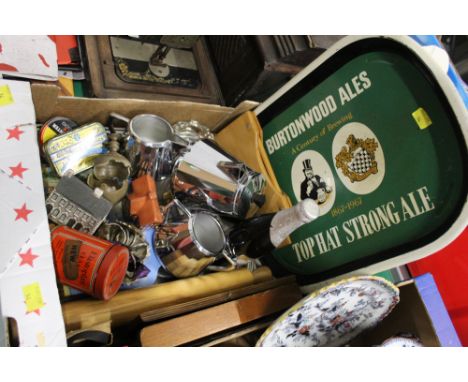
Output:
(0, 79), (66, 346)
(0, 36), (58, 81)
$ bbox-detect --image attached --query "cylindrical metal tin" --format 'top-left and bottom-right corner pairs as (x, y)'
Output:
(51, 226), (129, 300)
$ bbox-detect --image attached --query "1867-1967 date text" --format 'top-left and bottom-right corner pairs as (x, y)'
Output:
(331, 197), (362, 217)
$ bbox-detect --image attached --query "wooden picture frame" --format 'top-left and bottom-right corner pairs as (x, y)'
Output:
(83, 36), (224, 104)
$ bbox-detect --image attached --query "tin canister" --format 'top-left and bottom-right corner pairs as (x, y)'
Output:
(51, 226), (129, 300)
(44, 122), (108, 176)
(39, 116), (78, 154)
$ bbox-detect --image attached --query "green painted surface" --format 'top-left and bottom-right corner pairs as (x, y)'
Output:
(73, 80), (86, 97)
(262, 51), (464, 276)
(374, 270), (395, 283)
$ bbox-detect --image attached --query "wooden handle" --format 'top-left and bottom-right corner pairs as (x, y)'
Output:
(62, 267), (273, 331)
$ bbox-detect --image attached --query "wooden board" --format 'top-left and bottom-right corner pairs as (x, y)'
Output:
(200, 320), (273, 347)
(139, 283), (302, 347)
(140, 276), (297, 323)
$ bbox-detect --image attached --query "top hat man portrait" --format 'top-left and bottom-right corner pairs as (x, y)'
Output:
(300, 159), (332, 204)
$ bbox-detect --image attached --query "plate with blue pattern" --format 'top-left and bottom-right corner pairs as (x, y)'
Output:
(257, 276), (399, 347)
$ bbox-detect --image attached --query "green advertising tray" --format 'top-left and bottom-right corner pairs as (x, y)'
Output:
(256, 36), (468, 285)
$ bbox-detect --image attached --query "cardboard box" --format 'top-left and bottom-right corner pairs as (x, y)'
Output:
(31, 83), (256, 128)
(0, 81), (259, 346)
(350, 273), (461, 347)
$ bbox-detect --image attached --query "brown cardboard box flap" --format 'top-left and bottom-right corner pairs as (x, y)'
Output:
(31, 83), (258, 130)
(215, 111), (292, 215)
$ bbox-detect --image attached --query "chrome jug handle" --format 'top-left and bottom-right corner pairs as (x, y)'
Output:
(173, 198), (193, 219)
(217, 160), (245, 181)
(108, 112), (130, 125)
(206, 249), (237, 272)
(221, 249), (236, 267)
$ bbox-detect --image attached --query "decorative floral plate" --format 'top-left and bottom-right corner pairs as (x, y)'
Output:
(256, 276), (399, 347)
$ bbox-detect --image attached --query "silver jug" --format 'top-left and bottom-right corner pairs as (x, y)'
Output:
(125, 114), (186, 180)
(172, 140), (266, 219)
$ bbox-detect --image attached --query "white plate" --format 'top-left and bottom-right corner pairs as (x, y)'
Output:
(380, 334), (423, 347)
(257, 276), (399, 347)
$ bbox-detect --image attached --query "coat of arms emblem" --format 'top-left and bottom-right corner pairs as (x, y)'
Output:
(335, 134), (379, 182)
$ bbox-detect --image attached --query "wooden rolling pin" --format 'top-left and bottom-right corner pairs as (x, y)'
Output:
(62, 267), (273, 331)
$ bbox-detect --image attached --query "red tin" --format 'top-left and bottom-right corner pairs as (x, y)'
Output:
(51, 226), (129, 300)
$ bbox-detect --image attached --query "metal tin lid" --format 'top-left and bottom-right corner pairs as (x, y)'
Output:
(93, 244), (129, 300)
(39, 116), (78, 154)
(255, 36), (468, 285)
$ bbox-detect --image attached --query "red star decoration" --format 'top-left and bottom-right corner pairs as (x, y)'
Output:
(19, 248), (39, 267)
(14, 203), (33, 222)
(9, 162), (28, 179)
(6, 126), (25, 141)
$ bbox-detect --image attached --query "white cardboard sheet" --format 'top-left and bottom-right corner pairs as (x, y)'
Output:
(0, 36), (58, 81)
(0, 79), (66, 346)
